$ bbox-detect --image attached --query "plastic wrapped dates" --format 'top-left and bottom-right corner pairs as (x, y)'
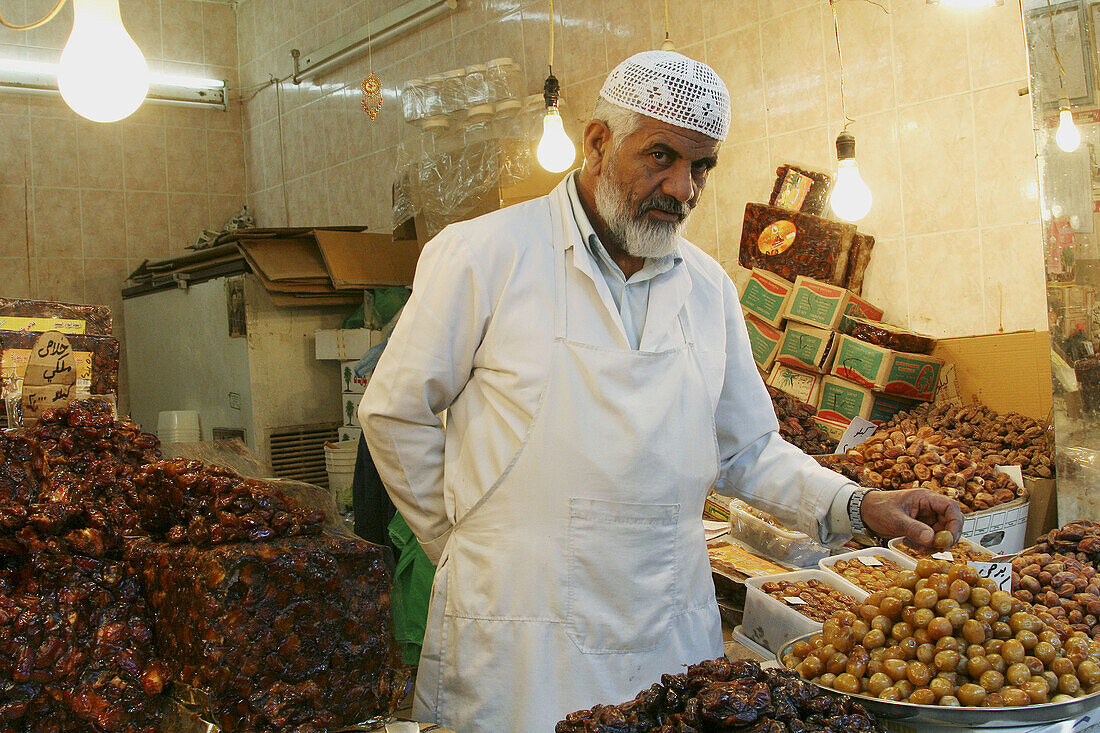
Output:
(127, 536), (406, 733)
(556, 658), (884, 732)
(783, 558), (1100, 708)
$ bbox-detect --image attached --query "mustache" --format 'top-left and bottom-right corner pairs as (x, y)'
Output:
(637, 195), (690, 223)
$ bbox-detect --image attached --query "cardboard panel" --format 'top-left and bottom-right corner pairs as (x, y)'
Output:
(315, 230), (420, 288)
(930, 331), (1053, 421)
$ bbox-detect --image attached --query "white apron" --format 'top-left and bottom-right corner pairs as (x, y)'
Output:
(412, 187), (723, 732)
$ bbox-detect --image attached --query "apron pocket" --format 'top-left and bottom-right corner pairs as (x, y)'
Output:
(565, 498), (681, 654)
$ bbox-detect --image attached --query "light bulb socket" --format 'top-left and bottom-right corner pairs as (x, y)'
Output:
(543, 73), (560, 109)
(1058, 96), (1071, 112)
(835, 131), (856, 162)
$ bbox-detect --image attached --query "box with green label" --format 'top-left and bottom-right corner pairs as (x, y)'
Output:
(744, 315), (783, 371)
(884, 352), (943, 401)
(739, 268), (794, 328)
(816, 376), (873, 423)
(844, 292), (884, 322)
(813, 415), (850, 442)
(766, 363), (823, 406)
(829, 334), (892, 390)
(868, 392), (922, 424)
(775, 322), (836, 372)
(783, 276), (853, 330)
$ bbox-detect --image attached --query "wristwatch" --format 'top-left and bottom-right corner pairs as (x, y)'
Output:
(847, 487), (881, 542)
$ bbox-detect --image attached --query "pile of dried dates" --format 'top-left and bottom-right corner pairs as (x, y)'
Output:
(820, 426), (1024, 513)
(768, 386), (837, 455)
(883, 403), (1052, 479)
(556, 658), (883, 733)
(1012, 522), (1100, 641)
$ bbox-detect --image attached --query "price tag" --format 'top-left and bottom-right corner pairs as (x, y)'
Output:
(972, 561), (1012, 591)
(18, 331), (75, 428)
(783, 596), (807, 605)
(855, 556), (883, 566)
(834, 417), (878, 454)
(931, 551), (954, 561)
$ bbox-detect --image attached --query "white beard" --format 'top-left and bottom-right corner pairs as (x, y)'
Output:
(594, 159), (688, 259)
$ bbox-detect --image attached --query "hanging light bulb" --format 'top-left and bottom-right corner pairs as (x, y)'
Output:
(58, 0), (149, 123)
(829, 131), (872, 222)
(536, 73), (576, 173)
(1055, 97), (1081, 153)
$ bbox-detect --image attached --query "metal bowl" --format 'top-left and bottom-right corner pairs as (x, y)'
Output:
(777, 632), (1100, 728)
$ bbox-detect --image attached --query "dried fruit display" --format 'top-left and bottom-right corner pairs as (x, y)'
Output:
(784, 558), (1100, 707)
(127, 536), (406, 732)
(739, 204), (857, 287)
(1011, 522), (1100, 641)
(883, 403), (1053, 479)
(0, 553), (167, 732)
(0, 331), (120, 396)
(768, 386), (838, 455)
(840, 316), (937, 355)
(894, 539), (994, 563)
(826, 555), (910, 593)
(131, 459), (324, 547)
(820, 426), (1024, 513)
(0, 298), (113, 335)
(556, 657), (884, 732)
(761, 579), (861, 622)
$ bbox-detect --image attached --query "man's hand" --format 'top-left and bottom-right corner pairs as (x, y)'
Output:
(860, 489), (964, 547)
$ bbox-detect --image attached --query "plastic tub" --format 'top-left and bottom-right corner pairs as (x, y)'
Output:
(731, 624), (772, 660)
(818, 547), (916, 593)
(743, 569), (866, 654)
(728, 499), (828, 567)
(888, 536), (995, 563)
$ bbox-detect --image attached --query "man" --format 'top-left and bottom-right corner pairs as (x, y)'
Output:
(361, 51), (963, 732)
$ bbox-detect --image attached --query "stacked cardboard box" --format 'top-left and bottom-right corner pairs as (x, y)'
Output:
(740, 272), (942, 441)
(315, 328), (385, 443)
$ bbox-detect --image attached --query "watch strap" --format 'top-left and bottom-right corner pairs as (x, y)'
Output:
(848, 487), (881, 541)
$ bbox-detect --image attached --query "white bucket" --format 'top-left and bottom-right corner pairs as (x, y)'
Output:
(157, 411), (200, 442)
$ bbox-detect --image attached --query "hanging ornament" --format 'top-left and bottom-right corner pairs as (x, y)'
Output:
(361, 71), (383, 120)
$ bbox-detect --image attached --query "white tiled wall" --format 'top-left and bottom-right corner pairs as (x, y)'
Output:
(236, 0), (1045, 339)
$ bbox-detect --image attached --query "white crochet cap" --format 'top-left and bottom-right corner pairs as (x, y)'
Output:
(600, 50), (731, 141)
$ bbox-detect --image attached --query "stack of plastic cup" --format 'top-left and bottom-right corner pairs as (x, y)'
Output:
(157, 410), (200, 443)
(325, 440), (358, 509)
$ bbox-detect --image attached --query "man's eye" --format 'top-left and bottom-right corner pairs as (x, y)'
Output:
(652, 151), (670, 163)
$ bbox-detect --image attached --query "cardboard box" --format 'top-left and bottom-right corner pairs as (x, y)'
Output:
(338, 426), (362, 443)
(883, 352), (944, 401)
(767, 363), (823, 406)
(775, 323), (836, 372)
(784, 276), (853, 331)
(930, 331), (1053, 422)
(341, 392), (360, 427)
(844, 293), (884, 322)
(740, 269), (794, 328)
(315, 329), (382, 361)
(868, 392), (922, 424)
(1024, 476), (1058, 548)
(817, 376), (874, 423)
(829, 334), (892, 389)
(961, 498), (1029, 555)
(744, 315), (784, 371)
(340, 360), (371, 393)
(813, 415), (850, 442)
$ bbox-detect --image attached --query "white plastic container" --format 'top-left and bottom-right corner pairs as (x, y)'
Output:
(818, 547), (916, 592)
(731, 624), (773, 660)
(157, 410), (200, 443)
(728, 499), (828, 567)
(743, 569), (866, 654)
(887, 535), (995, 563)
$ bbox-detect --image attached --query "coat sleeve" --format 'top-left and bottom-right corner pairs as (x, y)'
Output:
(358, 225), (494, 564)
(711, 275), (856, 546)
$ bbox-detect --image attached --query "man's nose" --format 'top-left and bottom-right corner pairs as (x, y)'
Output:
(662, 162), (696, 205)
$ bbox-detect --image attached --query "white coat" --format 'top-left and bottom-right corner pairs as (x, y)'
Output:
(360, 177), (853, 732)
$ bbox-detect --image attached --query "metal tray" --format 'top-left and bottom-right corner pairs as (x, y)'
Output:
(777, 632), (1100, 728)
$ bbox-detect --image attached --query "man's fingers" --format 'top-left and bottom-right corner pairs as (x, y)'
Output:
(917, 492), (964, 539)
(898, 512), (935, 546)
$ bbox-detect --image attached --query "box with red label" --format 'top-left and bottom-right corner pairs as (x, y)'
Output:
(843, 293), (884, 322)
(340, 360), (371, 394)
(740, 268), (793, 328)
(744, 315), (784, 371)
(0, 331), (118, 396)
(883, 352), (943, 401)
(784, 276), (854, 331)
(817, 376), (874, 424)
(829, 334), (892, 390)
(775, 322), (836, 372)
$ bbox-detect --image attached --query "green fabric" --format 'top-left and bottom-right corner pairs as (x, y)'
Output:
(388, 511), (435, 666)
(370, 287), (412, 328)
(340, 303), (366, 329)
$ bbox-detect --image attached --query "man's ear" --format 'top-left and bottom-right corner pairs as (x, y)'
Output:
(583, 119), (612, 175)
